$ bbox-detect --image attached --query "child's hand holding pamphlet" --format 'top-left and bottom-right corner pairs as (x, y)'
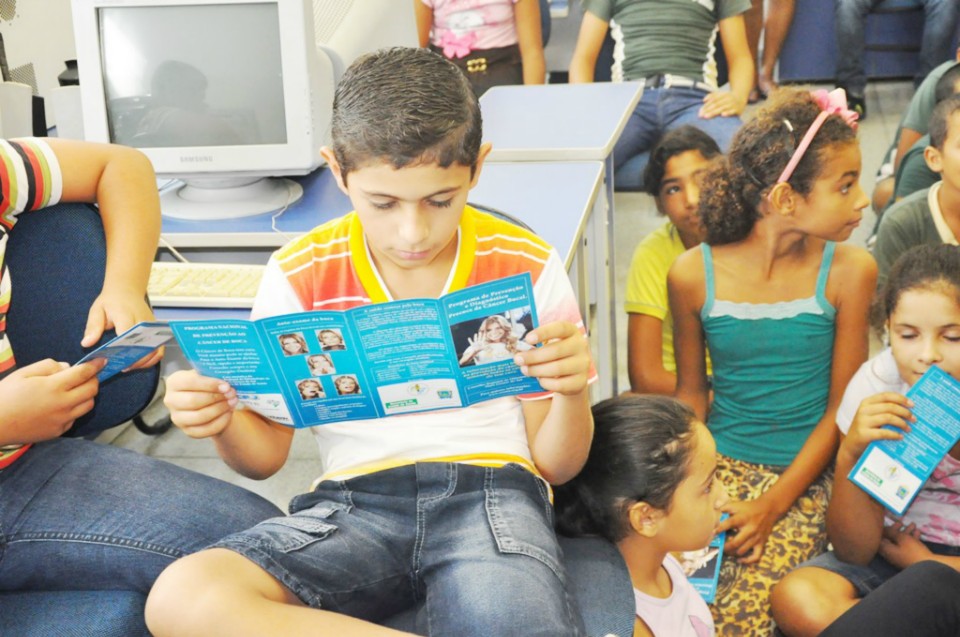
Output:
(76, 322), (174, 382)
(167, 273), (542, 427)
(849, 366), (960, 515)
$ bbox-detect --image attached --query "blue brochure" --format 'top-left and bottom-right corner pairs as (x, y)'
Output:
(849, 366), (960, 516)
(169, 273), (543, 428)
(675, 513), (728, 604)
(75, 321), (174, 382)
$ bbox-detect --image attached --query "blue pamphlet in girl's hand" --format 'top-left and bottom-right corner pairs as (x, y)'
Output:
(675, 513), (728, 604)
(168, 273), (542, 428)
(75, 322), (174, 382)
(849, 366), (960, 516)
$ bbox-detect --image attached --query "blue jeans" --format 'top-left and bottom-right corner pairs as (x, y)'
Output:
(799, 540), (960, 596)
(0, 438), (281, 634)
(216, 462), (587, 637)
(613, 86), (742, 191)
(835, 0), (960, 95)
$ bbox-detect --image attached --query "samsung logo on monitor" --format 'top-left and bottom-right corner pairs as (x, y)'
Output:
(179, 155), (215, 163)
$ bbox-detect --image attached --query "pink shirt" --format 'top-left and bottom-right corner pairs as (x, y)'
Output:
(633, 555), (714, 637)
(422, 0), (520, 56)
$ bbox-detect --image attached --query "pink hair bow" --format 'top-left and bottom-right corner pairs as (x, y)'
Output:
(439, 31), (477, 59)
(776, 88), (860, 183)
(810, 88), (859, 131)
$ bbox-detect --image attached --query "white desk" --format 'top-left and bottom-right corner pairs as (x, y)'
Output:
(480, 82), (643, 397)
(156, 161), (611, 396)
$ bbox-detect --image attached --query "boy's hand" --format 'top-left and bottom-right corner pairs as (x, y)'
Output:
(83, 290), (163, 370)
(717, 496), (781, 564)
(879, 522), (931, 569)
(0, 358), (105, 445)
(839, 392), (914, 464)
(164, 369), (238, 439)
(514, 321), (590, 395)
(699, 91), (747, 119)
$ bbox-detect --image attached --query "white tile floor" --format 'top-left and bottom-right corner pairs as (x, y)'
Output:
(104, 80), (915, 511)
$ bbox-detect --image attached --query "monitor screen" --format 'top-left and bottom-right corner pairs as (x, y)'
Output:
(100, 3), (287, 149)
(74, 0), (334, 220)
(74, 0), (416, 220)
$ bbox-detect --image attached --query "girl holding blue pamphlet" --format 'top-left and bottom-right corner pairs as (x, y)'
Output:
(554, 395), (729, 637)
(772, 244), (960, 637)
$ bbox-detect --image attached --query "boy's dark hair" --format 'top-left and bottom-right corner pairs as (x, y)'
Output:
(642, 125), (722, 198)
(330, 47), (482, 182)
(934, 63), (960, 104)
(698, 89), (858, 245)
(554, 395), (698, 543)
(929, 94), (960, 150)
(871, 244), (960, 337)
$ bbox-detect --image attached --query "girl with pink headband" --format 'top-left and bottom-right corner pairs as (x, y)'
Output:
(668, 88), (876, 634)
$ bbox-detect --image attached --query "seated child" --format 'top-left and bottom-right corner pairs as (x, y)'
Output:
(0, 138), (280, 635)
(625, 126), (720, 394)
(147, 46), (600, 637)
(554, 394), (729, 637)
(771, 244), (960, 637)
(669, 89), (876, 634)
(890, 63), (960, 204)
(568, 0), (753, 189)
(875, 94), (960, 289)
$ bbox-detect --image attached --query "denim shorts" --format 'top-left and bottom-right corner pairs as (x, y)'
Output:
(800, 540), (960, 597)
(213, 462), (586, 637)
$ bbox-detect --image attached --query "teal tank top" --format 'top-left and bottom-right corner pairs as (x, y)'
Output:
(701, 242), (836, 466)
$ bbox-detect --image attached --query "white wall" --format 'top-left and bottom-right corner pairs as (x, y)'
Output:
(0, 0), (76, 124)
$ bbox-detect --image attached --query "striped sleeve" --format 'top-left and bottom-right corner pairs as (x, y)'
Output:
(0, 138), (63, 228)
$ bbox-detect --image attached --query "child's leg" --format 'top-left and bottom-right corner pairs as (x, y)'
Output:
(820, 561), (960, 637)
(0, 437), (280, 593)
(147, 468), (429, 637)
(709, 456), (832, 636)
(771, 567), (860, 637)
(417, 463), (586, 637)
(611, 90), (660, 189)
(663, 88), (742, 153)
(772, 549), (901, 637)
(146, 548), (414, 637)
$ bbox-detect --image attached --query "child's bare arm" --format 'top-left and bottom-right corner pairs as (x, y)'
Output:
(667, 251), (709, 420)
(514, 0), (546, 85)
(49, 139), (163, 368)
(0, 359), (105, 445)
(627, 314), (677, 395)
(165, 370), (294, 480)
(568, 10), (608, 83)
(829, 392), (914, 564)
(413, 0), (433, 48)
(519, 321), (593, 484)
(701, 15), (753, 119)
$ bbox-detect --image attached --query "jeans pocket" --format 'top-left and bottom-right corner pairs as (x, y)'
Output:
(260, 501), (349, 553)
(484, 467), (564, 581)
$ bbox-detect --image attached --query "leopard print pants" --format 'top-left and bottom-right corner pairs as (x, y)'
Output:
(710, 454), (833, 636)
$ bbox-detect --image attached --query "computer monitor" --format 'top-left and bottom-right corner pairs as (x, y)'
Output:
(72, 0), (334, 220)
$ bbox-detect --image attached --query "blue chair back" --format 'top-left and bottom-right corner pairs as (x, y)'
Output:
(4, 202), (159, 437)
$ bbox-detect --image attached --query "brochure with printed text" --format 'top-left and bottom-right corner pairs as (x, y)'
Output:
(675, 513), (728, 604)
(849, 366), (960, 516)
(168, 273), (542, 427)
(76, 322), (174, 382)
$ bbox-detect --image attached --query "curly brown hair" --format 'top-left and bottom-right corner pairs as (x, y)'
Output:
(699, 89), (858, 245)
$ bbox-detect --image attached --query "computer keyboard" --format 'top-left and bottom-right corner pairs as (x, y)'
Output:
(148, 261), (266, 308)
